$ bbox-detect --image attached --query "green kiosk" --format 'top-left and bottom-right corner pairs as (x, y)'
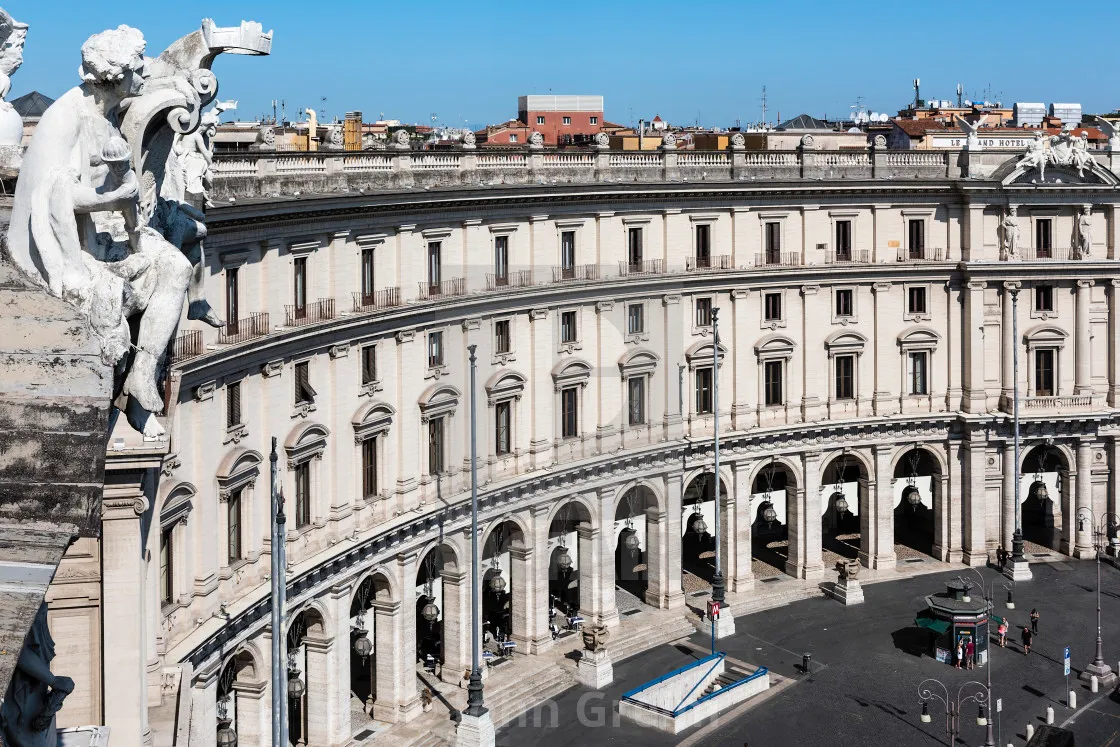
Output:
(915, 580), (990, 667)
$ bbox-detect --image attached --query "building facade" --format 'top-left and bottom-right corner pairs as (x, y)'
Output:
(47, 144), (1120, 746)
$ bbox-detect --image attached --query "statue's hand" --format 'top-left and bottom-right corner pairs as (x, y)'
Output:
(114, 171), (140, 201)
(50, 675), (75, 694)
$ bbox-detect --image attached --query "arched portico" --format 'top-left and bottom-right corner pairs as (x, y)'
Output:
(482, 518), (527, 648)
(1020, 443), (1072, 554)
(892, 445), (944, 560)
(546, 499), (594, 627)
(681, 472), (728, 586)
(820, 451), (870, 566)
(748, 458), (800, 578)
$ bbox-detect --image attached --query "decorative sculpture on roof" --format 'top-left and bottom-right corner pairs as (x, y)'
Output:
(729, 132), (745, 149)
(1001, 207), (1020, 260)
(461, 129), (476, 149)
(175, 99), (235, 208)
(393, 128), (410, 149)
(1009, 125), (1114, 184)
(327, 123), (343, 149)
(1095, 117), (1120, 151)
(6, 19), (272, 439)
(1075, 205), (1093, 259)
(0, 7), (27, 169)
(0, 603), (73, 747)
(661, 131), (677, 150)
(954, 114), (987, 150)
(528, 130), (544, 149)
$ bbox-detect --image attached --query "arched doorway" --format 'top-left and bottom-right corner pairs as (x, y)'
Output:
(820, 453), (865, 565)
(287, 607), (326, 746)
(416, 545), (455, 674)
(893, 446), (940, 558)
(1020, 444), (1069, 553)
(350, 574), (391, 720)
(547, 500), (592, 622)
(482, 520), (523, 647)
(681, 473), (726, 587)
(615, 486), (657, 606)
(751, 460), (794, 576)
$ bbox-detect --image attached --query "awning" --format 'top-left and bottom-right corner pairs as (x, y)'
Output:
(991, 614), (1006, 627)
(915, 616), (951, 635)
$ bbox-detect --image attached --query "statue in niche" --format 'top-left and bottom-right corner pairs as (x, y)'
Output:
(6, 20), (271, 438)
(0, 603), (74, 747)
(1001, 207), (1021, 260)
(1075, 205), (1093, 258)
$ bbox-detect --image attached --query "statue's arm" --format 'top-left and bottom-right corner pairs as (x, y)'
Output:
(71, 172), (139, 214)
(14, 645), (73, 693)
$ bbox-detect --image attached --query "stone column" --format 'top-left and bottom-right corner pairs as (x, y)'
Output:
(372, 594), (420, 723)
(1110, 281), (1120, 407)
(187, 665), (219, 747)
(961, 439), (988, 566)
(326, 583), (352, 744)
(728, 461), (754, 592)
(528, 308), (554, 469)
(663, 472), (686, 609)
(785, 452), (824, 579)
(662, 293), (685, 440)
(303, 631), (334, 746)
(524, 503), (552, 652)
(102, 483), (151, 746)
(509, 541), (535, 648)
(232, 680), (267, 747)
(1002, 444), (1016, 551)
(871, 283), (896, 416)
(867, 445), (896, 570)
(576, 522), (601, 622)
(800, 285), (822, 422)
(439, 569), (469, 682)
(730, 289), (753, 429)
(595, 488), (619, 627)
(643, 506), (667, 607)
(1076, 280), (1095, 395)
(1076, 439), (1095, 558)
(962, 281), (988, 413)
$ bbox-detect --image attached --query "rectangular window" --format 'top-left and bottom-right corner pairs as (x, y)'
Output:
(695, 297), (712, 327)
(226, 381), (241, 429)
(764, 292), (782, 322)
(560, 311), (577, 343)
(765, 222), (781, 263)
(562, 116), (571, 125)
(590, 116), (598, 125)
(294, 361), (316, 405)
(1035, 285), (1054, 312)
(494, 235), (509, 283)
(160, 526), (173, 606)
(294, 461), (311, 528)
(627, 227), (643, 267)
(908, 219), (925, 259)
(695, 367), (713, 414)
(536, 116), (545, 125)
(560, 230), (576, 275)
(225, 267), (239, 331)
(509, 134), (518, 143)
(908, 287), (927, 315)
(428, 417), (445, 474)
(1036, 219), (1052, 258)
(835, 220), (852, 260)
(494, 319), (511, 354)
(361, 345), (377, 385)
(908, 351), (929, 395)
(627, 304), (644, 335)
(695, 224), (711, 267)
(628, 377), (646, 426)
(561, 387), (579, 438)
(495, 401), (512, 455)
(764, 360), (784, 406)
(361, 247), (375, 299)
(427, 241), (441, 290)
(835, 355), (855, 400)
(293, 256), (307, 318)
(227, 488), (242, 564)
(361, 438), (378, 499)
(1035, 349), (1055, 396)
(835, 289), (854, 318)
(428, 331), (444, 368)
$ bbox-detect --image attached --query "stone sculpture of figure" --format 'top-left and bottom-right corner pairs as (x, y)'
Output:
(1076, 205), (1093, 258)
(1096, 117), (1120, 151)
(1071, 132), (1092, 178)
(954, 114), (987, 150)
(1049, 124), (1076, 167)
(661, 131), (677, 150)
(595, 131), (610, 148)
(175, 101), (234, 208)
(1002, 207), (1021, 260)
(730, 132), (745, 149)
(393, 128), (410, 149)
(252, 124), (275, 150)
(528, 130), (544, 148)
(327, 124), (343, 149)
(0, 7), (27, 166)
(461, 129), (476, 149)
(1, 603), (74, 747)
(1017, 132), (1049, 182)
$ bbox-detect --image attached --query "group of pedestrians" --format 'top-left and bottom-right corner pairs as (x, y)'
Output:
(957, 607), (1040, 667)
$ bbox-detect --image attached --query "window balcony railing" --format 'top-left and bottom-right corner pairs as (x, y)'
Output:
(218, 312), (271, 345)
(417, 277), (466, 300)
(1021, 247), (1076, 261)
(485, 270), (533, 290)
(285, 298), (335, 327)
(618, 259), (665, 276)
(825, 250), (870, 264)
(1023, 395), (1093, 410)
(168, 329), (203, 364)
(686, 255), (732, 271)
(754, 252), (801, 267)
(352, 288), (402, 313)
(552, 264), (600, 283)
(896, 248), (944, 262)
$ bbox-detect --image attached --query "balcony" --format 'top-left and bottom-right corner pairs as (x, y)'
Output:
(896, 247), (945, 262)
(352, 288), (402, 313)
(285, 298), (336, 327)
(552, 264), (600, 283)
(1021, 247), (1076, 261)
(825, 250), (871, 264)
(417, 277), (466, 300)
(1023, 395), (1093, 411)
(618, 259), (665, 276)
(754, 252), (801, 268)
(168, 329), (203, 364)
(686, 255), (732, 271)
(218, 312), (271, 345)
(485, 270), (533, 291)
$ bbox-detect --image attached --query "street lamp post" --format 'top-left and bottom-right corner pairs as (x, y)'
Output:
(1006, 286), (1033, 582)
(917, 678), (990, 747)
(1075, 507), (1119, 686)
(957, 568), (1013, 747)
(707, 309), (733, 644)
(457, 345), (496, 747)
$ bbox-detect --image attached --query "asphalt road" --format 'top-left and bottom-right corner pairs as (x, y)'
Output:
(498, 560), (1120, 746)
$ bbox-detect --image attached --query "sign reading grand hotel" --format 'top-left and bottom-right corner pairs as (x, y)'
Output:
(930, 134), (1036, 149)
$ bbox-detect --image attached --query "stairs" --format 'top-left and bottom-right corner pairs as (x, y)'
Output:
(699, 672), (738, 698)
(730, 583), (824, 617)
(611, 614), (697, 662)
(488, 661), (579, 727)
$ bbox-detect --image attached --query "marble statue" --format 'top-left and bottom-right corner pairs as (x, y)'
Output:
(0, 604), (74, 747)
(528, 131), (544, 149)
(1096, 118), (1120, 151)
(661, 131), (677, 150)
(1001, 207), (1020, 260)
(0, 7), (26, 168)
(461, 129), (476, 149)
(954, 114), (987, 150)
(729, 132), (745, 149)
(327, 123), (343, 149)
(176, 100), (235, 207)
(252, 123), (275, 150)
(393, 128), (410, 149)
(7, 19), (271, 438)
(1071, 132), (1092, 177)
(1076, 205), (1093, 258)
(1017, 132), (1049, 182)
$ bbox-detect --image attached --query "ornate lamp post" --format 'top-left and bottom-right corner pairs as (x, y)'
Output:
(707, 308), (732, 646)
(917, 679), (990, 746)
(1006, 286), (1033, 581)
(1075, 507), (1119, 686)
(956, 567), (1014, 747)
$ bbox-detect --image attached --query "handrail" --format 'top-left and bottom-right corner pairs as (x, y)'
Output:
(674, 667), (769, 716)
(672, 655), (725, 713)
(621, 652), (723, 700)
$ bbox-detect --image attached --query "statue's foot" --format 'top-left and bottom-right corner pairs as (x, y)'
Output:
(122, 349), (165, 414)
(187, 300), (224, 328)
(125, 397), (166, 439)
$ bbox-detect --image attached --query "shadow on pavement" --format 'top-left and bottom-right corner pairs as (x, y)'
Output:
(891, 626), (931, 658)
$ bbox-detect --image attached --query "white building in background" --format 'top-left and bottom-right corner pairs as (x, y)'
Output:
(45, 140), (1120, 746)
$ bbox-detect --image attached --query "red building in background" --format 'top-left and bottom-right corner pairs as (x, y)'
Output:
(518, 95), (603, 145)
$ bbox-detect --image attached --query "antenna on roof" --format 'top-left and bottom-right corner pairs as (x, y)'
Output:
(913, 78), (921, 108)
(956, 83), (963, 108)
(760, 86), (768, 127)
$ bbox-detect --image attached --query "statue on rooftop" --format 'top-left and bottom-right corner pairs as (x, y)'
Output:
(954, 114), (987, 150)
(0, 603), (74, 747)
(0, 7), (27, 169)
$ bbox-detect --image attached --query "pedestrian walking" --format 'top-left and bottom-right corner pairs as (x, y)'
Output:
(956, 639), (964, 668)
(996, 546), (1006, 571)
(1030, 608), (1039, 634)
(998, 620), (1008, 647)
(966, 639), (975, 669)
(1022, 626), (1033, 654)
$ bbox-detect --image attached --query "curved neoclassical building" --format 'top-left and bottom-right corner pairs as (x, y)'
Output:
(46, 145), (1120, 746)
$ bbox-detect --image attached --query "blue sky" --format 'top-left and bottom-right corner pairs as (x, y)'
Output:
(11, 0), (1120, 128)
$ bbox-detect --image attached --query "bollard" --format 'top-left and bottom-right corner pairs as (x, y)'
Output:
(1092, 675), (1099, 693)
(802, 652), (811, 674)
(1027, 724), (1035, 739)
(1069, 690), (1077, 709)
(1046, 705), (1055, 724)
